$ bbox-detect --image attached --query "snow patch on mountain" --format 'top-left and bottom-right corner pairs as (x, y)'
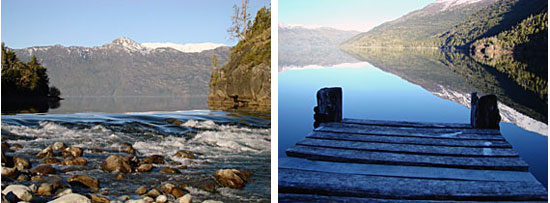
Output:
(434, 0), (484, 11)
(141, 42), (226, 53)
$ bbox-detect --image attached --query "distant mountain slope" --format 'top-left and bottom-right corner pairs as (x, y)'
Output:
(343, 0), (498, 47)
(14, 37), (230, 96)
(279, 23), (360, 47)
(141, 42), (226, 53)
(439, 0), (547, 49)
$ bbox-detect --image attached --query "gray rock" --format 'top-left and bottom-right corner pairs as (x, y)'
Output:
(202, 200), (223, 203)
(1, 184), (33, 202)
(175, 194), (192, 203)
(155, 195), (167, 203)
(48, 193), (91, 203)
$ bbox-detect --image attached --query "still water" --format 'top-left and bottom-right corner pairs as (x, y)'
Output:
(279, 47), (548, 188)
(1, 97), (271, 202)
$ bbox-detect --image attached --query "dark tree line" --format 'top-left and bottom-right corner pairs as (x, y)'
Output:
(2, 43), (60, 98)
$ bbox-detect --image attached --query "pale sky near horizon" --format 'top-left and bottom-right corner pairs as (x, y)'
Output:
(2, 0), (270, 48)
(279, 0), (434, 32)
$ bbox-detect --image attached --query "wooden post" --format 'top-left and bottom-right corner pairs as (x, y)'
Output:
(314, 87), (342, 128)
(470, 92), (501, 129)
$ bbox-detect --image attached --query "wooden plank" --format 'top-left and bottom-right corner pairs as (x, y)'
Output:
(279, 193), (549, 203)
(308, 131), (513, 148)
(321, 122), (501, 135)
(279, 168), (547, 201)
(316, 125), (504, 140)
(279, 158), (539, 182)
(286, 145), (529, 171)
(296, 138), (518, 157)
(343, 118), (472, 129)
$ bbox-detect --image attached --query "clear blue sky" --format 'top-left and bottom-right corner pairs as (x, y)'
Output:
(279, 0), (433, 31)
(2, 0), (270, 48)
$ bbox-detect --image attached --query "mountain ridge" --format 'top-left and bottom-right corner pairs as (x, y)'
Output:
(13, 37), (230, 97)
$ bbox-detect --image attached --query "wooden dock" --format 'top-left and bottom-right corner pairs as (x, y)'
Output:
(279, 88), (547, 202)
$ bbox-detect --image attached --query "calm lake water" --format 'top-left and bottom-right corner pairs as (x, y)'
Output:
(279, 47), (548, 188)
(1, 96), (271, 202)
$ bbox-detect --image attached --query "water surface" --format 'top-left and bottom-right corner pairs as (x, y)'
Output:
(279, 47), (548, 188)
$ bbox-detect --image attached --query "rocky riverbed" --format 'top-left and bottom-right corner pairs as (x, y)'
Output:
(1, 111), (271, 202)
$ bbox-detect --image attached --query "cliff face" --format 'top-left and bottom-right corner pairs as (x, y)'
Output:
(208, 7), (271, 112)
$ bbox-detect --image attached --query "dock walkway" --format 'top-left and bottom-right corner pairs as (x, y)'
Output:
(279, 88), (547, 202)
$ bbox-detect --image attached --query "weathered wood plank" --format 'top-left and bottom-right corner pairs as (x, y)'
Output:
(296, 138), (518, 157)
(279, 158), (539, 182)
(316, 125), (504, 140)
(308, 131), (513, 148)
(279, 168), (547, 201)
(343, 118), (472, 129)
(286, 145), (529, 171)
(279, 193), (548, 203)
(321, 122), (501, 135)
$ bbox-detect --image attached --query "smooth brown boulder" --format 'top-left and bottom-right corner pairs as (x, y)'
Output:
(61, 157), (87, 166)
(160, 167), (181, 174)
(171, 187), (187, 198)
(89, 194), (110, 203)
(118, 142), (135, 154)
(36, 183), (53, 196)
(13, 157), (31, 169)
(31, 164), (56, 175)
(214, 169), (253, 189)
(101, 155), (132, 173)
(146, 188), (161, 198)
(150, 155), (165, 164)
(62, 146), (83, 158)
(2, 167), (17, 178)
(68, 175), (99, 189)
(136, 164), (153, 172)
(174, 150), (197, 159)
(43, 157), (61, 164)
(135, 186), (147, 195)
(16, 174), (30, 181)
(37, 147), (54, 158)
(116, 174), (127, 179)
(51, 142), (67, 151)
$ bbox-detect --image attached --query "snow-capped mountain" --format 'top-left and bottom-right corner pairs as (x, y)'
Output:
(13, 37), (230, 97)
(141, 42), (226, 53)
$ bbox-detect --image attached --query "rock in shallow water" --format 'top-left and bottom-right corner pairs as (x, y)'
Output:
(136, 163), (153, 172)
(37, 183), (53, 196)
(146, 189), (161, 198)
(135, 186), (147, 195)
(13, 157), (31, 169)
(44, 157), (61, 164)
(175, 194), (192, 203)
(214, 169), (253, 189)
(37, 147), (54, 158)
(51, 142), (67, 151)
(101, 155), (132, 173)
(67, 175), (99, 189)
(159, 168), (180, 174)
(48, 193), (91, 203)
(1, 167), (17, 178)
(88, 194), (109, 203)
(1, 184), (33, 202)
(31, 164), (57, 175)
(62, 157), (87, 166)
(155, 195), (167, 203)
(62, 146), (83, 158)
